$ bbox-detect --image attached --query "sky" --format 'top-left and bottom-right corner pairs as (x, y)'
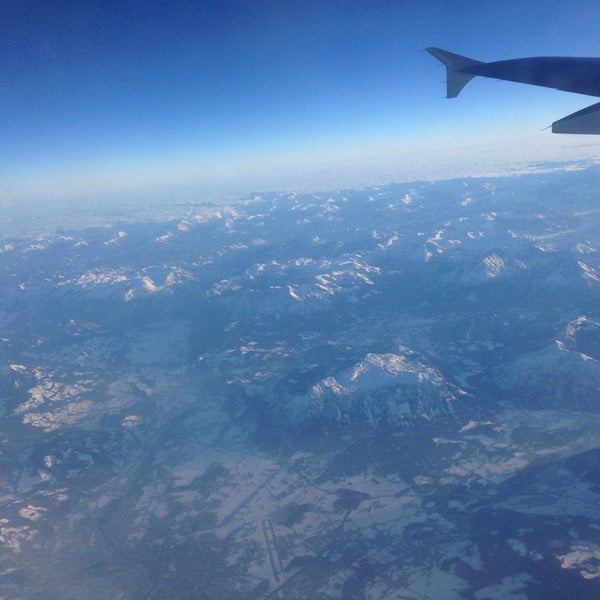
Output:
(4, 0), (600, 203)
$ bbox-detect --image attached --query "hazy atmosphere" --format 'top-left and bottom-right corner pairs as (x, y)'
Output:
(4, 0), (600, 201)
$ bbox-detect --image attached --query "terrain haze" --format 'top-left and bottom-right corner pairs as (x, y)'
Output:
(2, 164), (600, 598)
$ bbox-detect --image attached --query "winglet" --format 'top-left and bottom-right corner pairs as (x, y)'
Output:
(426, 47), (483, 98)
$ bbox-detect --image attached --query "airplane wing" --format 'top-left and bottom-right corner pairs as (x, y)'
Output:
(427, 47), (600, 134)
(426, 47), (483, 98)
(552, 101), (600, 134)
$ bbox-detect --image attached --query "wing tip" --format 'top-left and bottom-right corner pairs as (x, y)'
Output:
(426, 47), (482, 98)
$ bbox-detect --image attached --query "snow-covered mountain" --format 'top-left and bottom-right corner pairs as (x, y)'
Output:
(277, 347), (465, 430)
(2, 166), (600, 598)
(495, 317), (600, 407)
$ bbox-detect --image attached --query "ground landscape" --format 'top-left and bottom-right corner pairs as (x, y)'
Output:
(1, 164), (600, 598)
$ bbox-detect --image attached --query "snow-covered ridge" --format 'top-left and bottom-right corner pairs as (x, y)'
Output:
(495, 317), (600, 406)
(277, 347), (465, 430)
(3, 168), (600, 598)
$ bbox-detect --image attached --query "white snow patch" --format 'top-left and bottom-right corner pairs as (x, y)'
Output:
(557, 543), (600, 579)
(483, 254), (505, 278)
(19, 505), (46, 521)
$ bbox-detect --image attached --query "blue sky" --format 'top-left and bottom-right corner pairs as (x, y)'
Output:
(4, 0), (600, 203)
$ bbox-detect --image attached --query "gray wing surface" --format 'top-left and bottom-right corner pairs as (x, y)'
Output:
(427, 47), (600, 134)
